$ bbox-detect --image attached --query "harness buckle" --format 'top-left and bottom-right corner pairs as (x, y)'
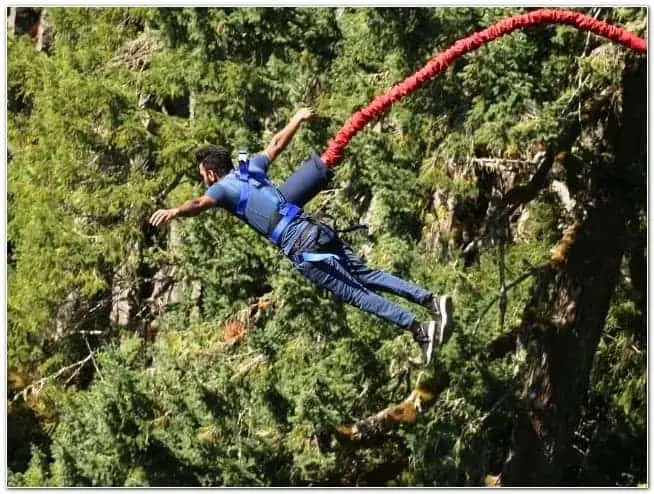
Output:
(238, 148), (249, 163)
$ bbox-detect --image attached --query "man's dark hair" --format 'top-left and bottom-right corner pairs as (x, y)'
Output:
(196, 145), (232, 176)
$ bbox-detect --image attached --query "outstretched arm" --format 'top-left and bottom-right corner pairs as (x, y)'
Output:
(263, 107), (313, 162)
(149, 194), (216, 227)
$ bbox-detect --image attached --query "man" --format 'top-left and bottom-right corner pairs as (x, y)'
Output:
(150, 107), (454, 363)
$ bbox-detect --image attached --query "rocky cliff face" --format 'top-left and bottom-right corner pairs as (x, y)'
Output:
(8, 8), (52, 52)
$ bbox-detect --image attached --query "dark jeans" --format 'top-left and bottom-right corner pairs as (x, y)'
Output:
(288, 221), (431, 329)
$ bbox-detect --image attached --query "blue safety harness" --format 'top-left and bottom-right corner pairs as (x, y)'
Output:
(233, 150), (337, 264)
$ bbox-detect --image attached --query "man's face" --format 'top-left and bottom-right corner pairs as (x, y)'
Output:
(199, 163), (220, 186)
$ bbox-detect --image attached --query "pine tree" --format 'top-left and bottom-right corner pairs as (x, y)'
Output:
(8, 7), (646, 486)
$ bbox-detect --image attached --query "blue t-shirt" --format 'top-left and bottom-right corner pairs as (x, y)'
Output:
(205, 152), (271, 210)
(204, 152), (308, 254)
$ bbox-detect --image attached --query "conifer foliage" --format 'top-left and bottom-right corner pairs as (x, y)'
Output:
(7, 7), (646, 486)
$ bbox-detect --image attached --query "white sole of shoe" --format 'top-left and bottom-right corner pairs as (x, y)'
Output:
(438, 295), (454, 345)
(425, 320), (436, 364)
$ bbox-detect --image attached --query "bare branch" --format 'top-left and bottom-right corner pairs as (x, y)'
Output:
(469, 157), (539, 173)
(11, 353), (96, 404)
(84, 337), (104, 381)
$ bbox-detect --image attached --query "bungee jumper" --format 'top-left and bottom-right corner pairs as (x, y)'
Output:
(149, 8), (646, 366)
(150, 107), (454, 364)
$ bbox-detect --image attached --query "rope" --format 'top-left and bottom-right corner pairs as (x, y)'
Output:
(320, 8), (647, 168)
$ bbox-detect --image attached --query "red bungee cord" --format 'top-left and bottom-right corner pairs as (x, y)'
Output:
(320, 8), (647, 168)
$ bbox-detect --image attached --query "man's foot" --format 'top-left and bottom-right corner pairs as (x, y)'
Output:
(411, 320), (437, 365)
(426, 294), (454, 346)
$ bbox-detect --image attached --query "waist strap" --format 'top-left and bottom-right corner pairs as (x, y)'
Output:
(269, 203), (301, 245)
(295, 252), (339, 263)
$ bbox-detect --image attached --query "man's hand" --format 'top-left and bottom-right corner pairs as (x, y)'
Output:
(294, 107), (314, 122)
(149, 208), (179, 227)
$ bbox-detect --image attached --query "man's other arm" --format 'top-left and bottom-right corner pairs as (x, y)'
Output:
(149, 195), (217, 227)
(263, 107), (313, 163)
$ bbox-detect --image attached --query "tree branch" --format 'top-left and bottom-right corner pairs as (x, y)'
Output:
(10, 352), (96, 404)
(498, 86), (616, 218)
(335, 371), (449, 444)
(474, 266), (541, 336)
(152, 172), (186, 207)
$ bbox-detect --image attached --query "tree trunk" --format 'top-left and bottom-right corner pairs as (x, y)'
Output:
(501, 57), (645, 486)
(35, 8), (52, 52)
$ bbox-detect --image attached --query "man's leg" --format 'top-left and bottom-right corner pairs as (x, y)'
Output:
(297, 255), (418, 330)
(332, 242), (433, 305)
(293, 226), (453, 364)
(278, 154), (332, 207)
(314, 234), (454, 359)
(338, 245), (455, 348)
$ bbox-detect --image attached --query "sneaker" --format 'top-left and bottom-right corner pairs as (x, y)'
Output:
(411, 320), (437, 365)
(426, 294), (454, 346)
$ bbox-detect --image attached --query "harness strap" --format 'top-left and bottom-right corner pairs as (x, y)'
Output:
(235, 156), (271, 216)
(233, 150), (304, 246)
(236, 159), (250, 216)
(270, 203), (301, 245)
(297, 252), (339, 263)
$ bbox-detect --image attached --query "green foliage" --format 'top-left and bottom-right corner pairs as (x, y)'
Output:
(8, 6), (645, 487)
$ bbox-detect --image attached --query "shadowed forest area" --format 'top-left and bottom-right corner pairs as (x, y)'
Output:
(7, 7), (647, 487)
